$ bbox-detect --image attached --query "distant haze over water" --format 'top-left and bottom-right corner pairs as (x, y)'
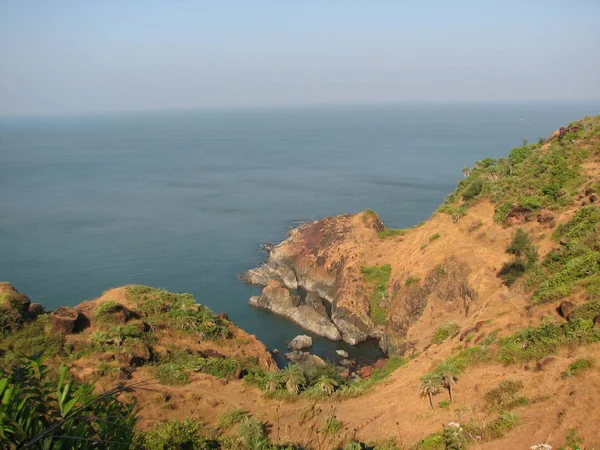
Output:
(1, 102), (598, 362)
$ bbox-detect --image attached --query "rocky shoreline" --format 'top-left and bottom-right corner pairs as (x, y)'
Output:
(242, 213), (386, 346)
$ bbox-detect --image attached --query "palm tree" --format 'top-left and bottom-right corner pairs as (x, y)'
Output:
(443, 373), (457, 403)
(266, 371), (283, 392)
(420, 379), (440, 410)
(316, 375), (338, 396)
(283, 364), (306, 394)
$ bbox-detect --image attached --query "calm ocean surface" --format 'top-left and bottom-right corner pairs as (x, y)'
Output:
(1, 102), (598, 363)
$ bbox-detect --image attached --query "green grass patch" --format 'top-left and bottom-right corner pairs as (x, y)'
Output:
(562, 358), (594, 379)
(431, 322), (460, 345)
(361, 264), (392, 325)
(219, 408), (250, 428)
(151, 363), (190, 386)
(377, 228), (409, 239)
(429, 233), (441, 242)
(484, 380), (527, 411)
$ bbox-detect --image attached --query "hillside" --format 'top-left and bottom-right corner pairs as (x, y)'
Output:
(2, 115), (600, 449)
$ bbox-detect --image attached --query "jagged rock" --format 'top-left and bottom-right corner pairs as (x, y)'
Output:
(51, 307), (80, 335)
(271, 348), (279, 355)
(590, 194), (597, 203)
(507, 205), (532, 223)
(340, 369), (350, 379)
(216, 312), (229, 321)
(593, 314), (600, 328)
(288, 335), (312, 350)
(250, 281), (341, 341)
(284, 351), (325, 372)
(585, 187), (596, 196)
(557, 301), (575, 319)
(537, 209), (555, 224)
(339, 359), (355, 369)
(336, 349), (349, 358)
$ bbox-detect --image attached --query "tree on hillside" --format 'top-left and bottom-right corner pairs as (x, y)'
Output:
(283, 364), (306, 394)
(419, 379), (440, 410)
(443, 373), (458, 403)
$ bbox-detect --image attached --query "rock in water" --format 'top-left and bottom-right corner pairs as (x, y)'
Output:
(336, 349), (349, 358)
(288, 334), (313, 350)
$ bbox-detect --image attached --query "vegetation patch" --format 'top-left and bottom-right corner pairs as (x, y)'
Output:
(361, 264), (392, 325)
(561, 358), (594, 379)
(127, 285), (229, 339)
(484, 380), (527, 411)
(431, 322), (460, 345)
(498, 229), (538, 286)
(151, 362), (191, 386)
(531, 206), (600, 303)
(378, 228), (409, 239)
(219, 408), (251, 428)
(437, 116), (599, 224)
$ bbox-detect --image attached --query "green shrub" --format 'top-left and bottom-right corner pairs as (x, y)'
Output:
(0, 356), (136, 449)
(484, 380), (527, 411)
(152, 363), (190, 386)
(438, 400), (450, 409)
(487, 412), (519, 438)
(429, 233), (441, 242)
(361, 264), (392, 325)
(134, 418), (217, 450)
(94, 300), (125, 324)
(431, 322), (460, 345)
(498, 229), (538, 286)
(238, 417), (271, 450)
(462, 178), (484, 201)
(559, 428), (584, 450)
(219, 408), (250, 428)
(321, 417), (343, 435)
(562, 358), (594, 378)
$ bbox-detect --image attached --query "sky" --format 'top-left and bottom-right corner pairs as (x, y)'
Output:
(1, 1), (599, 116)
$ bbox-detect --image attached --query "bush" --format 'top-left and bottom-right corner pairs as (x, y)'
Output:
(238, 417), (271, 450)
(429, 233), (441, 242)
(498, 229), (538, 286)
(94, 300), (125, 325)
(562, 358), (594, 378)
(462, 178), (484, 201)
(321, 417), (343, 435)
(405, 276), (420, 286)
(134, 418), (218, 450)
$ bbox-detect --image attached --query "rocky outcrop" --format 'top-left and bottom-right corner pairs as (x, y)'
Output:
(244, 212), (384, 345)
(250, 281), (341, 341)
(288, 335), (312, 350)
(51, 306), (80, 335)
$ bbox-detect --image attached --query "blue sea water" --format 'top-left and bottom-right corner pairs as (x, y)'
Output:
(1, 102), (598, 363)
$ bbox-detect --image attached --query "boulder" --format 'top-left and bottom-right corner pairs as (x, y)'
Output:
(358, 365), (373, 379)
(288, 334), (313, 350)
(95, 302), (130, 324)
(339, 359), (355, 369)
(340, 369), (350, 379)
(336, 349), (349, 358)
(593, 314), (600, 328)
(284, 351), (325, 372)
(118, 341), (151, 367)
(373, 358), (387, 370)
(537, 209), (555, 224)
(216, 312), (229, 321)
(557, 301), (575, 319)
(51, 307), (80, 335)
(27, 303), (44, 318)
(590, 194), (597, 204)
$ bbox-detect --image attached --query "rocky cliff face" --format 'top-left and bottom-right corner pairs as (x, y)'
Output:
(243, 213), (385, 345)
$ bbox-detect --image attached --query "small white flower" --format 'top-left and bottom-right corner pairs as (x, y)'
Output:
(447, 421), (460, 428)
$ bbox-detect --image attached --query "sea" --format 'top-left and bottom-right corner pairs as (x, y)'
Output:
(1, 101), (598, 365)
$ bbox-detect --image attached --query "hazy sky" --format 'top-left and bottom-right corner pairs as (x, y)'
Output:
(1, 1), (599, 116)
